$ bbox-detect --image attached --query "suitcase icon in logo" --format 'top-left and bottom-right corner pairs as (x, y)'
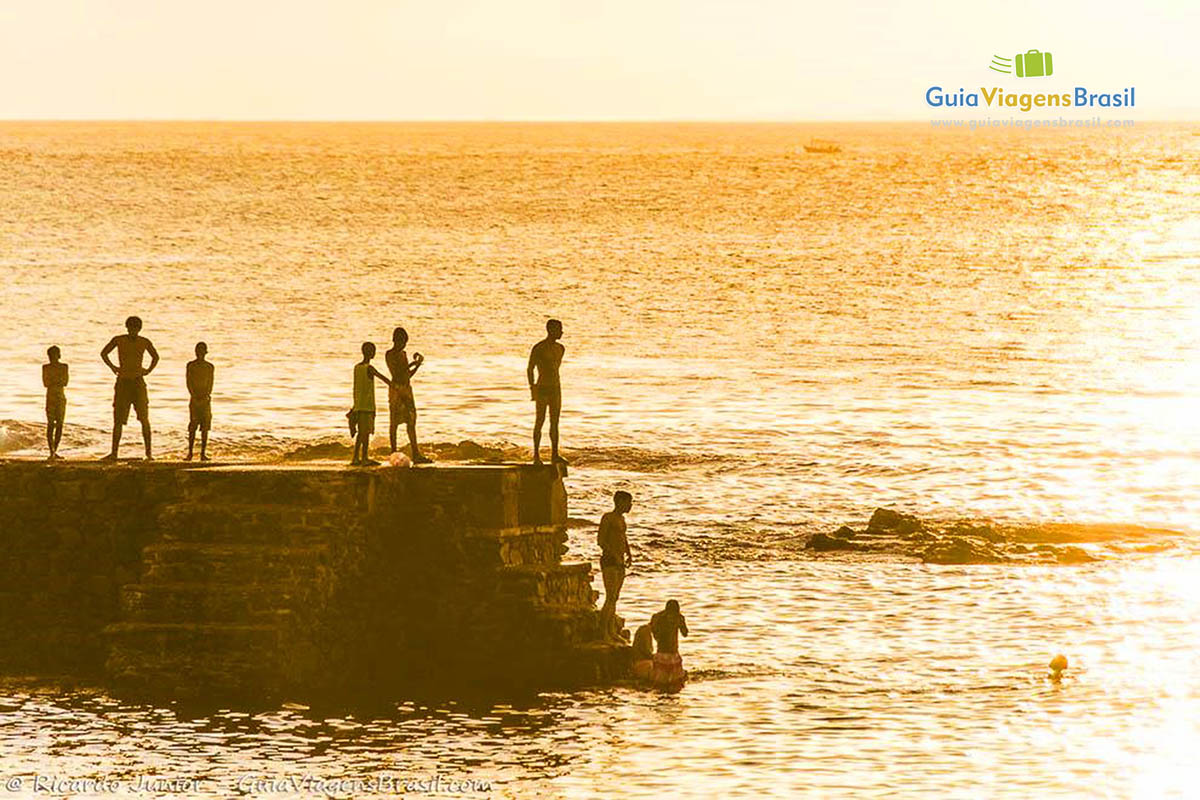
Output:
(1015, 50), (1053, 78)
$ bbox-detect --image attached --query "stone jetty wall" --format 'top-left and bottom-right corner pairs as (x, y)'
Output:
(0, 461), (629, 700)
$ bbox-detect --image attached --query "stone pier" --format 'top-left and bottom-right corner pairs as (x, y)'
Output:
(0, 461), (629, 700)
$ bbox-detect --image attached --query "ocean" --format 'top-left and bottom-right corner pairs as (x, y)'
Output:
(1, 122), (1198, 797)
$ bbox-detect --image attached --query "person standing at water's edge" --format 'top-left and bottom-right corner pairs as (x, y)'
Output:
(351, 342), (392, 467)
(527, 318), (566, 465)
(100, 316), (159, 461)
(598, 490), (634, 641)
(42, 346), (68, 460)
(186, 342), (214, 462)
(385, 327), (432, 464)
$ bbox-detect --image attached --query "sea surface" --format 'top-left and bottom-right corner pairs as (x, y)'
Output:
(1, 122), (1199, 797)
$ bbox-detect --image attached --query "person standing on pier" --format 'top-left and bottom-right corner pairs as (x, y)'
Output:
(100, 316), (159, 461)
(598, 490), (634, 641)
(385, 327), (432, 464)
(42, 346), (68, 460)
(527, 318), (566, 465)
(185, 342), (214, 462)
(350, 342), (392, 466)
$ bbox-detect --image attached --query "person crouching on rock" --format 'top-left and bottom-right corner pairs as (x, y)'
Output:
(650, 600), (689, 691)
(631, 623), (655, 682)
(350, 342), (392, 466)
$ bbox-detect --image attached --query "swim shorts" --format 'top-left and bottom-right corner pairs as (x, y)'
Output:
(113, 377), (148, 425)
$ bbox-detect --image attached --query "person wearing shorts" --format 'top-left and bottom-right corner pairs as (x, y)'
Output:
(527, 318), (566, 465)
(42, 346), (69, 460)
(101, 316), (159, 461)
(186, 342), (214, 461)
(351, 341), (391, 466)
(597, 490), (634, 641)
(385, 327), (431, 464)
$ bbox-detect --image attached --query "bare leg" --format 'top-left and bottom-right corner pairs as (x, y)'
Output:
(533, 401), (547, 464)
(46, 418), (54, 459)
(599, 566), (625, 640)
(141, 419), (153, 460)
(389, 418), (399, 454)
(186, 423), (196, 461)
(549, 400), (564, 463)
(407, 410), (431, 463)
(199, 429), (209, 461)
(52, 419), (63, 458)
(106, 422), (123, 460)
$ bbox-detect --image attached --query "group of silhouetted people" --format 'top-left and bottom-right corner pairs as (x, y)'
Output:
(39, 314), (687, 687)
(42, 316), (213, 462)
(38, 315), (574, 466)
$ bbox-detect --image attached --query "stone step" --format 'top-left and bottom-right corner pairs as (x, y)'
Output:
(176, 467), (371, 511)
(157, 503), (360, 546)
(104, 620), (294, 696)
(119, 582), (308, 624)
(497, 562), (596, 607)
(140, 543), (330, 585)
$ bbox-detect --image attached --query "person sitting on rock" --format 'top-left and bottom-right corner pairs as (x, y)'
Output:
(649, 599), (689, 691)
(42, 346), (68, 460)
(350, 342), (393, 466)
(598, 490), (633, 641)
(631, 623), (655, 682)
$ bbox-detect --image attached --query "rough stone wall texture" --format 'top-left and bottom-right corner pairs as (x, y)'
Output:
(0, 463), (182, 676)
(0, 462), (628, 700)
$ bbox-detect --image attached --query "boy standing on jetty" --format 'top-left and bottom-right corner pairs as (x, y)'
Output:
(100, 316), (159, 461)
(527, 318), (566, 465)
(385, 327), (432, 464)
(351, 342), (392, 466)
(185, 342), (214, 462)
(598, 490), (634, 641)
(42, 346), (68, 460)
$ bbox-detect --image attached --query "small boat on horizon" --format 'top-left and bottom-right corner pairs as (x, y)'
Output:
(803, 138), (842, 154)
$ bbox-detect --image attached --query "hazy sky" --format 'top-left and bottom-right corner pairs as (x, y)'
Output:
(0, 0), (1195, 120)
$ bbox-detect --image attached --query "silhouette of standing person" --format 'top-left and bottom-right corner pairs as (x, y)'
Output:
(100, 316), (159, 461)
(186, 342), (214, 462)
(527, 318), (566, 465)
(598, 490), (634, 641)
(42, 346), (68, 460)
(351, 342), (392, 466)
(385, 327), (432, 464)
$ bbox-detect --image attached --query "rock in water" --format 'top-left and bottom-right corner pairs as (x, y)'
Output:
(806, 533), (861, 552)
(832, 525), (857, 540)
(867, 507), (922, 535)
(921, 537), (1008, 565)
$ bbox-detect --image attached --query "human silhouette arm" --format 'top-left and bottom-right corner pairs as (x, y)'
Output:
(624, 535), (633, 568)
(679, 615), (689, 637)
(63, 365), (69, 387)
(100, 337), (120, 375)
(143, 339), (160, 376)
(408, 353), (424, 377)
(186, 364), (195, 396)
(526, 345), (538, 400)
(368, 365), (393, 386)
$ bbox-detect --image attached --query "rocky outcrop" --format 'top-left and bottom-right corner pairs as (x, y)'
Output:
(806, 507), (1120, 565)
